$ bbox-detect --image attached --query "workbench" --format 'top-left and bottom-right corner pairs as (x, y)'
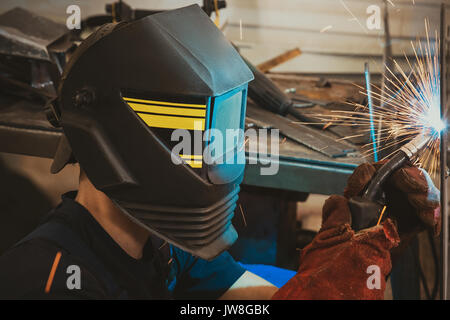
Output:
(243, 73), (367, 196)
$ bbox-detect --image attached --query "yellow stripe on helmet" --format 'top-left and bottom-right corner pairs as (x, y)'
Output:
(136, 113), (205, 131)
(179, 155), (203, 168)
(124, 97), (206, 109)
(180, 154), (203, 160)
(128, 103), (206, 117)
(183, 159), (203, 168)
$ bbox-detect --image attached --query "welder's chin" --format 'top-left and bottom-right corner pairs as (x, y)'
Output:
(112, 187), (240, 261)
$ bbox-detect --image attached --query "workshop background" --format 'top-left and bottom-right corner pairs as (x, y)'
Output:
(0, 0), (447, 300)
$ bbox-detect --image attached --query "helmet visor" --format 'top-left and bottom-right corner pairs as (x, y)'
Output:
(207, 86), (248, 184)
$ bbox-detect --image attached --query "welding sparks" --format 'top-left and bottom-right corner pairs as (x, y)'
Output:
(320, 25), (333, 33)
(239, 203), (247, 227)
(310, 21), (446, 181)
(387, 0), (396, 8)
(340, 0), (368, 34)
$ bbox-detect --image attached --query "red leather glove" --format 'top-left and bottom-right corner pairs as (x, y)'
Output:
(272, 162), (439, 300)
(272, 195), (400, 300)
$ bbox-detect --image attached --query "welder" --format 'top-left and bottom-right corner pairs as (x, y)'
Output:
(0, 5), (440, 299)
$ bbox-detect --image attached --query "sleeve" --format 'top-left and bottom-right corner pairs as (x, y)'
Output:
(169, 245), (246, 299)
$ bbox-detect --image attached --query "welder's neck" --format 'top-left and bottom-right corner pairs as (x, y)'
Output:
(75, 169), (150, 260)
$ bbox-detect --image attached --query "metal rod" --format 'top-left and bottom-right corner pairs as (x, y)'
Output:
(440, 2), (448, 301)
(365, 62), (379, 162)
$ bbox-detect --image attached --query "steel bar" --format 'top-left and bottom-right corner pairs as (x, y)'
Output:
(440, 3), (448, 301)
(364, 62), (379, 162)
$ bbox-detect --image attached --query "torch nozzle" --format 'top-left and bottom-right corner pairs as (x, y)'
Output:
(360, 133), (433, 203)
(399, 133), (434, 161)
(349, 134), (432, 231)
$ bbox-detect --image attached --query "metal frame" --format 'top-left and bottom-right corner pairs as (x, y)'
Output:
(440, 3), (449, 301)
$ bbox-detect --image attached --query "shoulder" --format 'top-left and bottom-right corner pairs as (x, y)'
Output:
(0, 238), (107, 299)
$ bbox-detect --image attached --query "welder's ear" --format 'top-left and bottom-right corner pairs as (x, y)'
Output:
(51, 135), (76, 174)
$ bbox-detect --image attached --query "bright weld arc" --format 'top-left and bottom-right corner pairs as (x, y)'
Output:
(411, 66), (446, 136)
(424, 88), (446, 135)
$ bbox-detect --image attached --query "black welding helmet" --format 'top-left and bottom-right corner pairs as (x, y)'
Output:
(54, 5), (254, 260)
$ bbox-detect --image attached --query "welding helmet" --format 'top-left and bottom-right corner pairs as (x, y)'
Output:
(52, 5), (254, 260)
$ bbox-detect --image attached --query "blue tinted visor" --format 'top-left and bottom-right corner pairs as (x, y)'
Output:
(206, 85), (248, 184)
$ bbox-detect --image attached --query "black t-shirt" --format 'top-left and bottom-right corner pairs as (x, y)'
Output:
(0, 192), (245, 299)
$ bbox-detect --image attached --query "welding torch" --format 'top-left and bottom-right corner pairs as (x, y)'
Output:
(349, 133), (433, 231)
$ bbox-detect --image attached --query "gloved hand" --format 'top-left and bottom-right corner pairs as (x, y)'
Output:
(272, 195), (400, 300)
(272, 162), (440, 300)
(345, 162), (441, 238)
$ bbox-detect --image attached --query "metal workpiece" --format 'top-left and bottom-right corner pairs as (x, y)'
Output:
(440, 3), (449, 301)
